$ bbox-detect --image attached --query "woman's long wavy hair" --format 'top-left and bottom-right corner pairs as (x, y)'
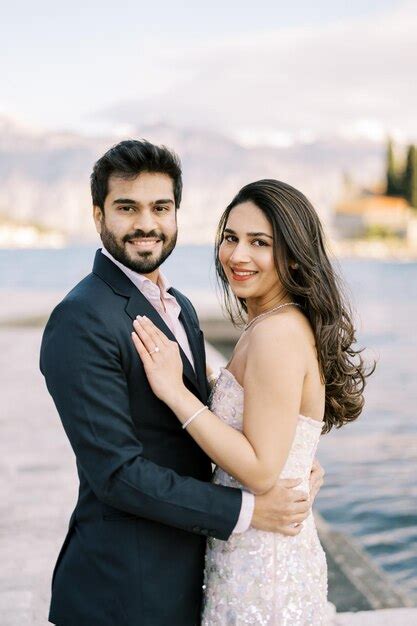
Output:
(215, 179), (375, 434)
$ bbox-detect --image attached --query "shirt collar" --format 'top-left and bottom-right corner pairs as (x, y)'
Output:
(100, 246), (172, 298)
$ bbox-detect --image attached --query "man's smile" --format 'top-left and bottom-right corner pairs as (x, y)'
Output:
(127, 238), (162, 250)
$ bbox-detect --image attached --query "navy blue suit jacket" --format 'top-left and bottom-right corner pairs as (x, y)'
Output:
(40, 250), (242, 626)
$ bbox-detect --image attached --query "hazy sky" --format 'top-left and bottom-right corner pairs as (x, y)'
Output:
(1, 0), (416, 142)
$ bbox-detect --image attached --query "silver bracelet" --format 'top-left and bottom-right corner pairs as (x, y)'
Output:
(182, 405), (208, 430)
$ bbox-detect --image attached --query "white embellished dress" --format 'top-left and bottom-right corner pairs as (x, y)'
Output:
(202, 368), (330, 625)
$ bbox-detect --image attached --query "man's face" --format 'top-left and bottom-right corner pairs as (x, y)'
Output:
(93, 171), (178, 280)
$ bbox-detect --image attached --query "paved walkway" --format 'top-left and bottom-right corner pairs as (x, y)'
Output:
(336, 608), (417, 624)
(1, 326), (416, 625)
(0, 327), (77, 625)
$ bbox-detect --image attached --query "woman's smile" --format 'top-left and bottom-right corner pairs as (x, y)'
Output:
(230, 267), (259, 282)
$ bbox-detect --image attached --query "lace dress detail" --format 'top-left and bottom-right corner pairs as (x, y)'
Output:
(202, 368), (331, 625)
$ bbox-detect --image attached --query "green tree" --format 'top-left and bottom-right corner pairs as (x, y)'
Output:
(404, 145), (417, 209)
(386, 138), (401, 196)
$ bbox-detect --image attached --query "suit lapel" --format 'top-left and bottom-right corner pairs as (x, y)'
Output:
(125, 288), (200, 395)
(92, 249), (200, 395)
(170, 289), (207, 401)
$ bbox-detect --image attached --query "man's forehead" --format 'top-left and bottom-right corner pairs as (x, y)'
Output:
(107, 172), (175, 198)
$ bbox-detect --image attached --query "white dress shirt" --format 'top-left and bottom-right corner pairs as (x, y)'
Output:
(101, 247), (254, 533)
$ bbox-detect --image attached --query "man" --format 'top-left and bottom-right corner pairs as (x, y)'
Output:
(40, 139), (324, 625)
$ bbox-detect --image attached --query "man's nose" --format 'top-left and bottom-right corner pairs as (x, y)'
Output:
(132, 210), (157, 233)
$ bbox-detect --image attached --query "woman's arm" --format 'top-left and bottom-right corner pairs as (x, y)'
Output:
(132, 315), (306, 495)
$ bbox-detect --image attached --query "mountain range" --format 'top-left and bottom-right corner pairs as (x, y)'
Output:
(0, 116), (385, 243)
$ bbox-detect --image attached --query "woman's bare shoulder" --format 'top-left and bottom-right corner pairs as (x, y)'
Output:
(248, 308), (310, 347)
(244, 310), (309, 386)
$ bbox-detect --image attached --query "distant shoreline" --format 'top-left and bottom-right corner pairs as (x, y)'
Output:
(1, 239), (417, 262)
(331, 239), (417, 262)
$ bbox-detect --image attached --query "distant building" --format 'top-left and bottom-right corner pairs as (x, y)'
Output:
(0, 218), (66, 248)
(333, 194), (411, 239)
(407, 217), (417, 249)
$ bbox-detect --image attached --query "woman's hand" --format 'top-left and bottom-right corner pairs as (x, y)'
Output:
(132, 316), (185, 405)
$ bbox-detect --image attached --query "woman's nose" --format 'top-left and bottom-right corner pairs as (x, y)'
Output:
(229, 243), (251, 264)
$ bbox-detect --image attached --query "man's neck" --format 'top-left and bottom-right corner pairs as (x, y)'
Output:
(101, 246), (161, 284)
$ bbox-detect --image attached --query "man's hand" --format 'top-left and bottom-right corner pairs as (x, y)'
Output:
(251, 478), (310, 536)
(309, 458), (325, 505)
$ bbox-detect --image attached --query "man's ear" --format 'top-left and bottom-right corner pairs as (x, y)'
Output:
(93, 205), (103, 234)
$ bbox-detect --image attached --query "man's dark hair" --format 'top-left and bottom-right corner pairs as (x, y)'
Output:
(90, 139), (183, 211)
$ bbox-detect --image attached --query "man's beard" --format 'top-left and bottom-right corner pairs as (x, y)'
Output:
(100, 221), (177, 274)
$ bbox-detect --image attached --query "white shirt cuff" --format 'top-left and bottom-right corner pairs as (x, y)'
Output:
(232, 491), (255, 534)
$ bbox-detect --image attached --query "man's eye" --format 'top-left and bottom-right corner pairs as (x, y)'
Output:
(155, 206), (168, 212)
(119, 206), (134, 212)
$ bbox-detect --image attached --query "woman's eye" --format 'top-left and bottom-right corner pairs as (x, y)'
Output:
(224, 235), (237, 243)
(253, 239), (268, 246)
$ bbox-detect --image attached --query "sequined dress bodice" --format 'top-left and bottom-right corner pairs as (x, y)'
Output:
(202, 368), (331, 625)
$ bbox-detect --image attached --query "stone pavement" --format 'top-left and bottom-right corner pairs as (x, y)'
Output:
(0, 327), (78, 625)
(336, 607), (417, 624)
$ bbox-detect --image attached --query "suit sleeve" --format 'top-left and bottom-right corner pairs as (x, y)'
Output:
(40, 298), (242, 540)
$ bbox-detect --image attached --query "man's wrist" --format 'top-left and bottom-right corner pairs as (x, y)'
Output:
(233, 491), (255, 534)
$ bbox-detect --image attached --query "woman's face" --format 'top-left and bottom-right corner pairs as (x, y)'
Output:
(218, 201), (281, 303)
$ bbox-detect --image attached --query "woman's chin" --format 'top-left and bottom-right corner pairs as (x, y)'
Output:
(229, 284), (255, 299)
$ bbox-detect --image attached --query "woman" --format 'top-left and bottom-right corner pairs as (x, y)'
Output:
(132, 179), (372, 624)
